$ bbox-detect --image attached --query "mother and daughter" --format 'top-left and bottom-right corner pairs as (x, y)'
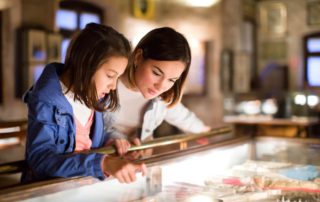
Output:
(22, 23), (210, 184)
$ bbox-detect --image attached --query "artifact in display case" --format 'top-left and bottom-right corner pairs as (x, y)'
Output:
(224, 91), (320, 119)
(223, 91), (320, 137)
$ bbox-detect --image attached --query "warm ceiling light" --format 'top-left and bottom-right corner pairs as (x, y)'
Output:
(182, 0), (221, 7)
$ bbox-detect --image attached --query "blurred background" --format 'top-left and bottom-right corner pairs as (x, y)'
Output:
(0, 0), (319, 136)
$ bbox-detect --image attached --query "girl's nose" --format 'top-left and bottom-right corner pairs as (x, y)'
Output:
(109, 80), (117, 90)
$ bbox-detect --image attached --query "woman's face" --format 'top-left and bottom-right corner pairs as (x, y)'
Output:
(93, 56), (128, 99)
(134, 58), (185, 100)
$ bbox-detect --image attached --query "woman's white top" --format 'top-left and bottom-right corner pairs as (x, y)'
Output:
(113, 80), (149, 135)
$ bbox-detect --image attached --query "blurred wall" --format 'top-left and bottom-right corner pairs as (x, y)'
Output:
(0, 0), (224, 127)
(256, 0), (320, 90)
(0, 0), (318, 127)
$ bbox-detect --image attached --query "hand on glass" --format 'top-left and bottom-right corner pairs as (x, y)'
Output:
(102, 155), (147, 184)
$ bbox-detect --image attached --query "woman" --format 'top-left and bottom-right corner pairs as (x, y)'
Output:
(104, 27), (210, 153)
(22, 23), (146, 184)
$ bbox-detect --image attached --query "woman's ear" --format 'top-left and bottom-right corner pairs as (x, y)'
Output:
(133, 49), (143, 65)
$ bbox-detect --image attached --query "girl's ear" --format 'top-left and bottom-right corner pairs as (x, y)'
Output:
(133, 49), (143, 65)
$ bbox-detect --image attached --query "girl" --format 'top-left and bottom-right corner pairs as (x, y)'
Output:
(22, 23), (146, 184)
(104, 27), (210, 153)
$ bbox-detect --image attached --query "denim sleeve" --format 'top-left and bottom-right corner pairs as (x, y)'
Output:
(26, 101), (106, 181)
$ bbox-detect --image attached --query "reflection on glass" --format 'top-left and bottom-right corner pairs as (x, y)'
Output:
(80, 13), (101, 29)
(307, 38), (320, 53)
(307, 56), (320, 86)
(56, 9), (77, 30)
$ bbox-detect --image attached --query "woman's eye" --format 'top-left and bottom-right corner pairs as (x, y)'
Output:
(169, 79), (176, 83)
(152, 70), (161, 76)
(107, 74), (114, 79)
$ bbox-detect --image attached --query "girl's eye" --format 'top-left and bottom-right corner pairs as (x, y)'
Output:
(107, 74), (115, 79)
(169, 79), (176, 83)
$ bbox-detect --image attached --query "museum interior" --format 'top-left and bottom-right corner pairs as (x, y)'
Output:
(0, 0), (320, 201)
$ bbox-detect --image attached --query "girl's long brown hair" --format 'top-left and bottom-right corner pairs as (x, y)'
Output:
(63, 23), (131, 112)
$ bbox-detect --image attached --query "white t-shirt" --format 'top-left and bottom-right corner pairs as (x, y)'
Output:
(60, 81), (92, 126)
(114, 80), (149, 135)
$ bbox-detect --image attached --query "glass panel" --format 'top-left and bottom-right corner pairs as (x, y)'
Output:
(18, 142), (251, 202)
(56, 9), (77, 30)
(80, 12), (101, 29)
(61, 38), (71, 63)
(307, 56), (320, 86)
(307, 38), (320, 53)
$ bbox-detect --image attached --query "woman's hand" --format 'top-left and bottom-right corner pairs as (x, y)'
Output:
(102, 156), (147, 183)
(130, 137), (141, 146)
(114, 139), (131, 155)
(126, 137), (152, 160)
(196, 125), (211, 145)
(107, 138), (131, 156)
(202, 125), (211, 132)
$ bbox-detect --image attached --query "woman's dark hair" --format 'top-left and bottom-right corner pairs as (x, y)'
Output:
(126, 27), (191, 107)
(63, 23), (131, 112)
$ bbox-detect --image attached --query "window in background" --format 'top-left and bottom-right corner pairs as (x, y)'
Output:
(0, 12), (3, 103)
(56, 1), (103, 62)
(304, 33), (320, 88)
(307, 56), (320, 87)
(307, 38), (320, 53)
(80, 12), (101, 29)
(56, 9), (77, 30)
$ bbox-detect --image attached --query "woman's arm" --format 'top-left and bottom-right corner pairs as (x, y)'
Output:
(103, 111), (135, 155)
(165, 103), (210, 133)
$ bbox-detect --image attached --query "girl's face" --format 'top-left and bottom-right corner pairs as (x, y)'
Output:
(134, 58), (185, 100)
(93, 56), (128, 99)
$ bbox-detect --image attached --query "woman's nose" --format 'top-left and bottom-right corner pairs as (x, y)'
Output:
(154, 79), (166, 91)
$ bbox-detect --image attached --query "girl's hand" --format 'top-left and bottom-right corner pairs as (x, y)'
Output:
(102, 156), (147, 184)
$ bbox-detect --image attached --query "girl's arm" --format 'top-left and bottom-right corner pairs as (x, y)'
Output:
(27, 117), (147, 183)
(26, 118), (106, 180)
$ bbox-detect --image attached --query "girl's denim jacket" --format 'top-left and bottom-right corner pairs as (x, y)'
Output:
(104, 97), (206, 141)
(22, 63), (109, 182)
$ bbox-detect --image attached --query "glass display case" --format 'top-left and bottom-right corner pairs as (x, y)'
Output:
(1, 128), (320, 201)
(223, 91), (320, 119)
(223, 91), (320, 138)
